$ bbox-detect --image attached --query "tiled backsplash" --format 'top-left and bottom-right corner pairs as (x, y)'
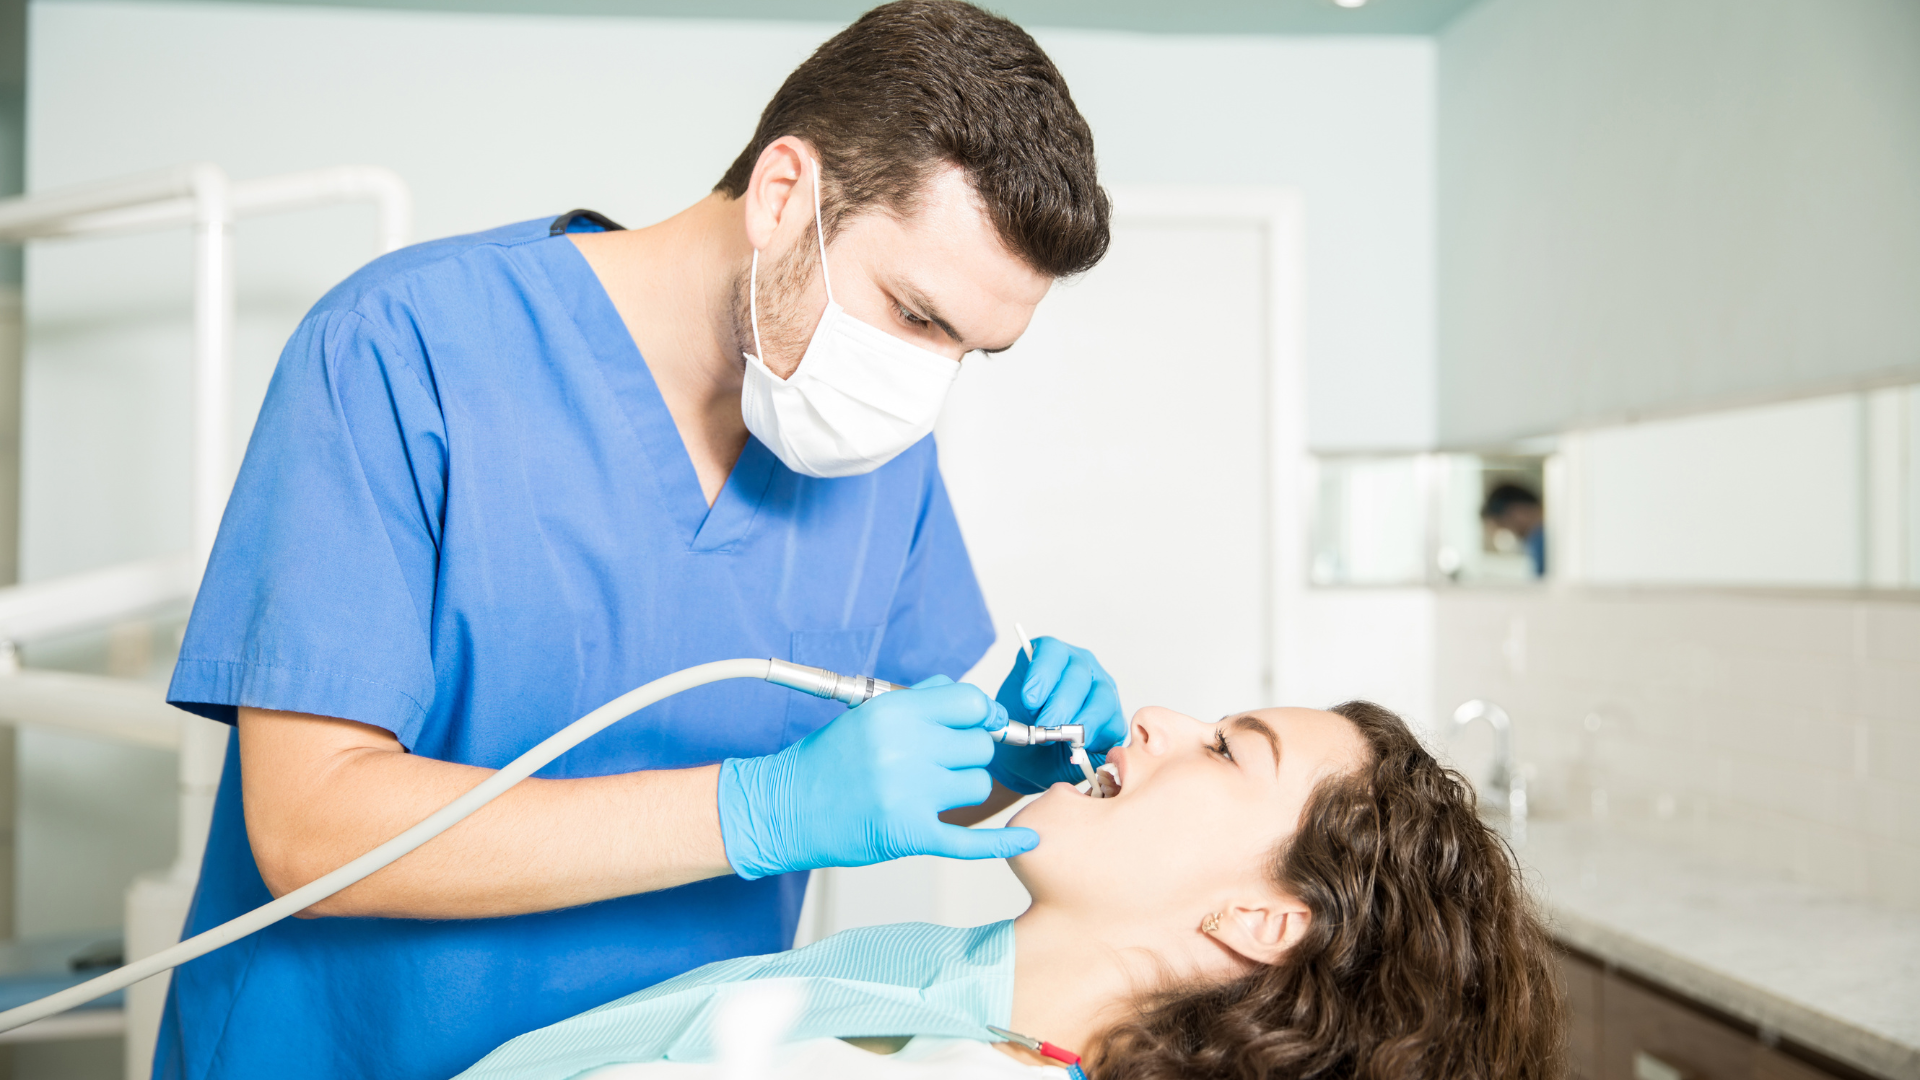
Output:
(1434, 590), (1920, 911)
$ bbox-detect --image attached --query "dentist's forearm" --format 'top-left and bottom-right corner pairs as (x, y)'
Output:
(238, 707), (736, 919)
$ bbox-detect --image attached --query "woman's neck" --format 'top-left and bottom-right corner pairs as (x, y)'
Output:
(1006, 903), (1216, 1066)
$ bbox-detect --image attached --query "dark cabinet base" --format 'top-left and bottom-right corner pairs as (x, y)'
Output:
(1557, 950), (1878, 1080)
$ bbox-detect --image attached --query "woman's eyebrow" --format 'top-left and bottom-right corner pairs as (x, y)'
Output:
(1228, 715), (1282, 774)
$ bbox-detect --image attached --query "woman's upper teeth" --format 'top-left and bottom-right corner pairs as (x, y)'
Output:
(1096, 762), (1122, 796)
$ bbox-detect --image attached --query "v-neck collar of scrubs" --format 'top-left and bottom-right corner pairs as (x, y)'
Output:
(534, 235), (777, 553)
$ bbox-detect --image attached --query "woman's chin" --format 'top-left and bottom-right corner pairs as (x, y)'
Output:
(1008, 781), (1107, 847)
(1007, 783), (1124, 903)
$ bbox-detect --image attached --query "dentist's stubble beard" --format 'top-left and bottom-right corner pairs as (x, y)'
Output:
(727, 228), (824, 381)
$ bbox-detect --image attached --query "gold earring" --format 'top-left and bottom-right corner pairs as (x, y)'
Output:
(1200, 912), (1222, 934)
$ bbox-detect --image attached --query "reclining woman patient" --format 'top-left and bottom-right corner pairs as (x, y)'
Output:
(459, 700), (1566, 1079)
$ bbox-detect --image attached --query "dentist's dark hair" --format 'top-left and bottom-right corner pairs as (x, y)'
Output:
(1092, 701), (1567, 1080)
(714, 0), (1110, 279)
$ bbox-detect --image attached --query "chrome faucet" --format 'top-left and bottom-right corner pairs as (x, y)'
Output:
(1450, 700), (1527, 845)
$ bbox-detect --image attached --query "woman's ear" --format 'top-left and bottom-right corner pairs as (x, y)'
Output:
(1202, 897), (1311, 967)
(742, 137), (811, 251)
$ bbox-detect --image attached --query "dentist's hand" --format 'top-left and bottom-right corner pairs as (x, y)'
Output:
(717, 677), (1040, 879)
(988, 637), (1126, 794)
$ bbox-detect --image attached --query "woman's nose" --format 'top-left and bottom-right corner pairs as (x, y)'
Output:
(1127, 706), (1188, 756)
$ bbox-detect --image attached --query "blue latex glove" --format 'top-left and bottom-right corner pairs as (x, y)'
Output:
(989, 636), (1126, 794)
(717, 676), (1040, 880)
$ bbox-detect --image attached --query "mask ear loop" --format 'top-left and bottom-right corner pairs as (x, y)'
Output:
(747, 149), (832, 367)
(747, 249), (765, 363)
(806, 149), (835, 307)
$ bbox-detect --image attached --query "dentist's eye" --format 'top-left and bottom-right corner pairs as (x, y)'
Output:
(896, 305), (929, 328)
(1210, 730), (1235, 762)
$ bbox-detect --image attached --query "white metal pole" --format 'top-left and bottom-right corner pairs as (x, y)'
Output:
(124, 165), (238, 1080)
(188, 163), (232, 576)
(0, 166), (198, 241)
(0, 161), (414, 1071)
(179, 163), (233, 887)
(229, 165), (411, 254)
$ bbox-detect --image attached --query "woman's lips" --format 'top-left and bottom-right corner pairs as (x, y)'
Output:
(1092, 757), (1124, 798)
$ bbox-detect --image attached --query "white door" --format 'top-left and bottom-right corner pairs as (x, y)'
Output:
(940, 217), (1275, 720)
(801, 191), (1303, 941)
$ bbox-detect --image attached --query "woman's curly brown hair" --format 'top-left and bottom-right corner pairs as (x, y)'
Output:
(1092, 700), (1565, 1080)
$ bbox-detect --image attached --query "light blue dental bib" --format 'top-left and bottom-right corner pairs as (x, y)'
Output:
(456, 921), (1015, 1079)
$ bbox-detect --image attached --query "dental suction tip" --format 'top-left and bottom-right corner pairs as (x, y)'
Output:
(1070, 745), (1102, 797)
(1015, 622), (1035, 662)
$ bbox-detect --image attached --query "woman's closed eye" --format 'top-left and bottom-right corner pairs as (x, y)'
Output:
(896, 303), (930, 328)
(1210, 729), (1235, 763)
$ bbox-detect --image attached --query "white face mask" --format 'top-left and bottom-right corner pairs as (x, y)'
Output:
(739, 153), (961, 479)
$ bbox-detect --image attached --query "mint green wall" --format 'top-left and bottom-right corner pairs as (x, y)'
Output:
(1438, 0), (1920, 445)
(42, 0), (1480, 35)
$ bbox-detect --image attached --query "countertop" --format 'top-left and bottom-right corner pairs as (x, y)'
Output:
(1519, 821), (1920, 1080)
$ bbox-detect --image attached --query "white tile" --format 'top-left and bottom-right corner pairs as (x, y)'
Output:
(1436, 589), (1920, 910)
(1855, 663), (1920, 724)
(1866, 721), (1920, 787)
(1860, 605), (1920, 667)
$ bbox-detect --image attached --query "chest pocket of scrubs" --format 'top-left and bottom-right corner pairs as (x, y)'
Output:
(782, 626), (884, 745)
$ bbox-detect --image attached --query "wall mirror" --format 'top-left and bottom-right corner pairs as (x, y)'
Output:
(1309, 382), (1920, 592)
(1309, 450), (1552, 587)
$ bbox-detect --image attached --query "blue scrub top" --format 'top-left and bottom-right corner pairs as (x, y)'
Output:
(157, 214), (995, 1080)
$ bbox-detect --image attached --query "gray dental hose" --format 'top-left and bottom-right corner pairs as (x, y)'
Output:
(0, 657), (1083, 1034)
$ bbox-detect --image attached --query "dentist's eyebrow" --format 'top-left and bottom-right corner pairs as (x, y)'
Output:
(896, 281), (1017, 355)
(1227, 714), (1282, 774)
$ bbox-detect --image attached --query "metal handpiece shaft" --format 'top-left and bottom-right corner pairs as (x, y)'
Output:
(765, 659), (904, 706)
(766, 660), (1085, 748)
(992, 720), (1084, 748)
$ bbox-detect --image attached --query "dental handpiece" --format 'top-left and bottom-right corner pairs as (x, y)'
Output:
(1, 655), (1097, 1036)
(764, 659), (1085, 749)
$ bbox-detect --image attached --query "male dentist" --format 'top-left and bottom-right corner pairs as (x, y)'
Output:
(157, 3), (1122, 1078)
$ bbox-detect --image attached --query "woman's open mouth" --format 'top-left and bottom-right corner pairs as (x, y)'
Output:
(1090, 760), (1123, 798)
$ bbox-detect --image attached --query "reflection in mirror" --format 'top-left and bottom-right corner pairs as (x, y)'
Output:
(1308, 383), (1919, 592)
(1435, 454), (1549, 584)
(1310, 452), (1554, 587)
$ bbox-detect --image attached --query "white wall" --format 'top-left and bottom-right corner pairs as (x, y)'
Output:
(20, 2), (1437, 937)
(1437, 0), (1920, 446)
(1435, 589), (1920, 912)
(1035, 31), (1434, 452)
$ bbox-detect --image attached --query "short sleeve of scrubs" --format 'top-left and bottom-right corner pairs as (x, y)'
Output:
(169, 306), (443, 742)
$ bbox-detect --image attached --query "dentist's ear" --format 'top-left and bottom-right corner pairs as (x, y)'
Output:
(1200, 896), (1311, 967)
(742, 136), (814, 251)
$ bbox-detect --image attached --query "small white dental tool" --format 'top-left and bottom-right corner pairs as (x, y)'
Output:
(1071, 744), (1103, 797)
(1009, 623), (1102, 797)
